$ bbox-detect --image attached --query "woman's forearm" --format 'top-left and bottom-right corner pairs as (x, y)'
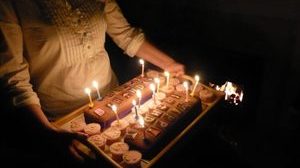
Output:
(135, 40), (185, 76)
(19, 104), (55, 131)
(135, 40), (175, 70)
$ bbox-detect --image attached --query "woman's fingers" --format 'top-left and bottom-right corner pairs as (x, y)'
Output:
(68, 142), (85, 162)
(56, 128), (88, 140)
(165, 62), (185, 77)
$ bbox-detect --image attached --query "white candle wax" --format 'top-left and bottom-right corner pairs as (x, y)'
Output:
(92, 80), (102, 100)
(139, 59), (145, 77)
(111, 104), (120, 123)
(183, 81), (189, 102)
(136, 89), (142, 109)
(150, 83), (156, 105)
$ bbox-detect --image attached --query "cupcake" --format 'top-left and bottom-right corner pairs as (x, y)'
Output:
(169, 78), (180, 86)
(109, 142), (129, 162)
(161, 85), (175, 94)
(102, 128), (121, 145)
(146, 70), (159, 78)
(70, 120), (86, 132)
(87, 134), (106, 150)
(83, 123), (101, 136)
(123, 150), (142, 168)
(199, 89), (216, 103)
(175, 84), (186, 92)
(156, 92), (166, 101)
(139, 105), (149, 116)
(111, 119), (129, 135)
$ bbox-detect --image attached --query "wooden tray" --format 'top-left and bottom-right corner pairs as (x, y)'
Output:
(52, 75), (224, 168)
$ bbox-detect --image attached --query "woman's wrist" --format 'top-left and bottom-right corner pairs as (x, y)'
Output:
(161, 59), (176, 70)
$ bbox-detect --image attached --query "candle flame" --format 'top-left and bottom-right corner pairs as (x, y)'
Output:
(136, 89), (142, 98)
(183, 81), (189, 89)
(84, 88), (91, 94)
(154, 77), (160, 84)
(92, 80), (98, 88)
(132, 100), (137, 106)
(212, 81), (244, 105)
(139, 59), (144, 65)
(111, 104), (117, 113)
(224, 82), (237, 99)
(150, 83), (156, 91)
(195, 75), (200, 81)
(164, 71), (170, 77)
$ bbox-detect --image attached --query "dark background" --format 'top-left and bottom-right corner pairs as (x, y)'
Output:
(107, 0), (300, 167)
(1, 0), (299, 167)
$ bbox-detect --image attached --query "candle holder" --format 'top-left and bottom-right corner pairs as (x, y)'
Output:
(132, 100), (139, 120)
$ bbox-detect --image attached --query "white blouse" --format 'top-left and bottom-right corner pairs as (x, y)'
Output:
(0, 0), (145, 120)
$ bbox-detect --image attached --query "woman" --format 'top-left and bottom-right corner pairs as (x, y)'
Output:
(0, 0), (184, 164)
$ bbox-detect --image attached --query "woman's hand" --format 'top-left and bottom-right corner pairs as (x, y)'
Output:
(136, 41), (185, 76)
(18, 105), (89, 163)
(164, 61), (185, 77)
(47, 126), (88, 162)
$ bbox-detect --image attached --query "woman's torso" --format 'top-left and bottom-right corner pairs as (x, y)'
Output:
(13, 0), (117, 120)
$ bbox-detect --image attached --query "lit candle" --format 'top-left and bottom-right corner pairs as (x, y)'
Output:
(111, 104), (120, 123)
(154, 77), (160, 94)
(164, 71), (170, 89)
(136, 89), (142, 109)
(84, 88), (94, 108)
(132, 100), (139, 120)
(183, 81), (189, 102)
(191, 75), (200, 96)
(139, 59), (145, 77)
(92, 80), (102, 100)
(150, 83), (157, 104)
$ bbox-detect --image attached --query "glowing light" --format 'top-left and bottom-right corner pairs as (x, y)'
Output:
(84, 87), (93, 108)
(191, 75), (200, 96)
(92, 80), (102, 100)
(111, 104), (120, 123)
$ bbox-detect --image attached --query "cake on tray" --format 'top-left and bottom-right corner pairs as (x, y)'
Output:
(82, 70), (220, 160)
